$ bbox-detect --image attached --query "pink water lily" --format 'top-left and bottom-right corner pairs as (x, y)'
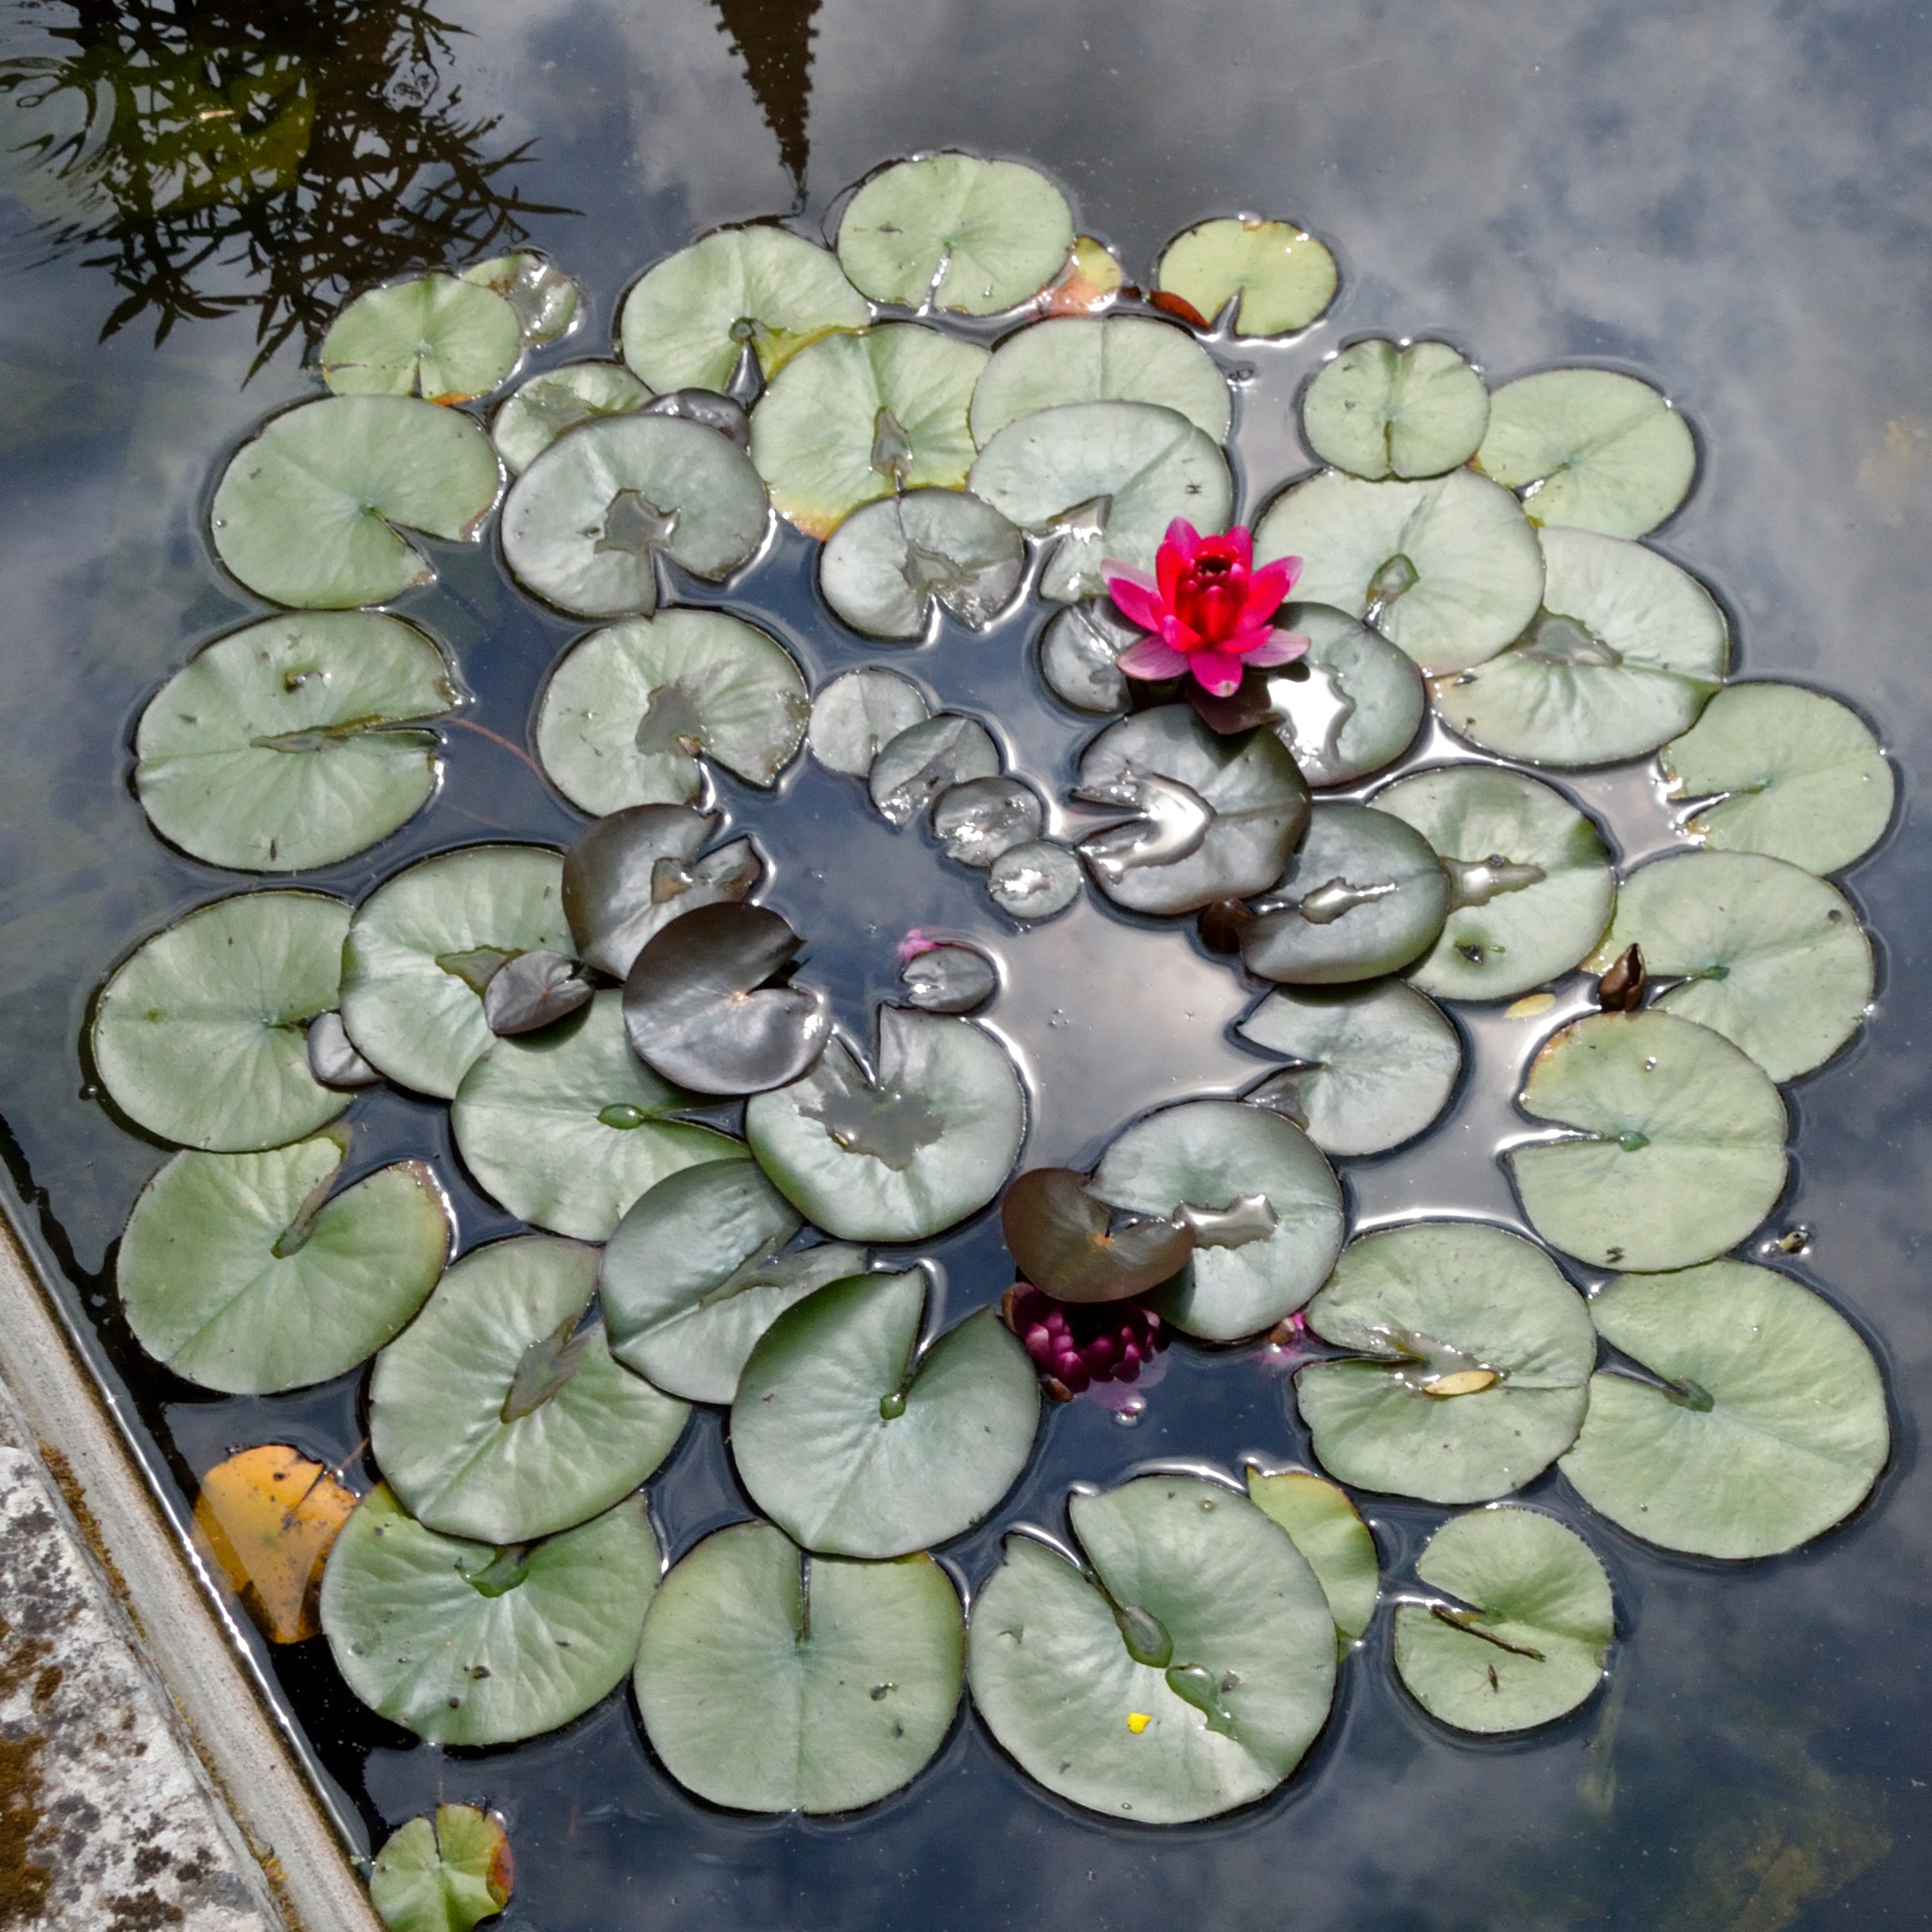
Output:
(1103, 520), (1309, 697)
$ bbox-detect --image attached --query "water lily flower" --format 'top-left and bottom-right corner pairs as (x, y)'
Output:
(1103, 520), (1309, 697)
(1002, 1282), (1167, 1400)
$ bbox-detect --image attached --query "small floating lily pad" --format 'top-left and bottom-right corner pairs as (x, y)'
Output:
(1507, 1010), (1788, 1272)
(732, 1268), (1039, 1557)
(837, 154), (1074, 315)
(969, 317), (1231, 444)
(901, 941), (998, 1012)
(819, 489), (1024, 638)
(1038, 600), (1136, 714)
(1371, 765), (1615, 1001)
(1301, 340), (1490, 480)
(1393, 1508), (1612, 1733)
(967, 1475), (1336, 1823)
(620, 226), (870, 392)
(321, 1487), (657, 1746)
(1560, 1260), (1888, 1558)
(1661, 683), (1894, 876)
(1154, 217), (1339, 336)
(987, 841), (1085, 921)
(1476, 369), (1696, 538)
(370, 1803), (512, 1932)
(1270, 603), (1426, 787)
(1237, 980), (1461, 1156)
(492, 362), (651, 474)
(869, 714), (1002, 827)
(93, 893), (352, 1152)
(1001, 1166), (1195, 1305)
(370, 1236), (688, 1545)
(634, 1522), (963, 1813)
(534, 610), (808, 813)
(1089, 1100), (1343, 1341)
(211, 396), (500, 608)
(1254, 470), (1545, 674)
(931, 777), (1042, 866)
(463, 250), (581, 346)
(339, 846), (569, 1099)
(1243, 1469), (1379, 1648)
(807, 669), (931, 777)
(119, 1132), (450, 1394)
(320, 273), (521, 401)
(747, 1008), (1026, 1242)
(1295, 1222), (1596, 1503)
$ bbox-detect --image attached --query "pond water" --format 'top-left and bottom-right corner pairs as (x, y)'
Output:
(2, 0), (1930, 1926)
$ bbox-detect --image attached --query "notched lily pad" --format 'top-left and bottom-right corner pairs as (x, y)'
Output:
(1039, 599), (1137, 715)
(1001, 1166), (1195, 1304)
(869, 714), (1002, 828)
(370, 1803), (513, 1932)
(807, 668), (931, 777)
(1301, 339), (1489, 480)
(1243, 1469), (1379, 1649)
(320, 273), (521, 402)
(932, 777), (1042, 867)
(464, 250), (581, 345)
(492, 362), (651, 475)
(1268, 603), (1426, 788)
(900, 940), (999, 1012)
(969, 316), (1231, 445)
(819, 488), (1025, 639)
(1155, 217), (1339, 336)
(987, 841), (1085, 922)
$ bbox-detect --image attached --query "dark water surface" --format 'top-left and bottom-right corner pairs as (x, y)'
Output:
(3, 1), (1930, 1927)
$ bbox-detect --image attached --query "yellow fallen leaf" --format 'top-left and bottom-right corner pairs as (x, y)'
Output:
(1423, 1368), (1500, 1400)
(1505, 992), (1557, 1020)
(1044, 236), (1126, 317)
(194, 1443), (357, 1644)
(1126, 1711), (1152, 1734)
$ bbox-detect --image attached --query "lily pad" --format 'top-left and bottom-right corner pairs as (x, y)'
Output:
(1507, 1010), (1788, 1272)
(807, 669), (931, 777)
(1269, 603), (1426, 787)
(986, 841), (1085, 922)
(969, 317), (1231, 444)
(969, 400), (1234, 602)
(1371, 765), (1615, 1001)
(836, 154), (1074, 315)
(819, 489), (1025, 638)
(463, 250), (582, 346)
(620, 225), (870, 392)
(931, 777), (1042, 867)
(750, 325), (987, 538)
(133, 611), (460, 872)
(1661, 683), (1894, 876)
(901, 941), (998, 1012)
(320, 273), (521, 402)
(370, 1235), (688, 1544)
(320, 1487), (657, 1746)
(1253, 469), (1545, 674)
(1301, 340), (1490, 480)
(492, 362), (651, 474)
(633, 1522), (963, 1813)
(452, 993), (739, 1239)
(119, 1132), (451, 1394)
(1475, 369), (1696, 538)
(747, 1007), (1027, 1242)
(602, 1158), (865, 1405)
(534, 610), (808, 814)
(210, 395), (500, 608)
(1243, 1469), (1380, 1647)
(967, 1475), (1336, 1824)
(732, 1268), (1039, 1557)
(501, 413), (769, 618)
(1154, 217), (1339, 336)
(1429, 529), (1728, 766)
(1089, 1100), (1344, 1341)
(1237, 980), (1461, 1156)
(1393, 1508), (1612, 1733)
(1295, 1222), (1596, 1503)
(1560, 1260), (1888, 1558)
(868, 714), (1002, 828)
(1001, 1166), (1195, 1305)
(1240, 802), (1449, 985)
(370, 1804), (512, 1932)
(92, 893), (353, 1152)
(339, 845), (570, 1100)
(1038, 600), (1136, 714)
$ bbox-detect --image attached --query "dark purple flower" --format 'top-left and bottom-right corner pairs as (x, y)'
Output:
(1002, 1282), (1169, 1400)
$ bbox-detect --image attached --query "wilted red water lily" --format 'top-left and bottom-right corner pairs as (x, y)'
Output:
(1002, 1282), (1168, 1400)
(1103, 519), (1309, 697)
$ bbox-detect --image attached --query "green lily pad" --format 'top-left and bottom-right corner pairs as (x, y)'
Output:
(339, 845), (570, 1100)
(1270, 603), (1426, 788)
(210, 396), (500, 608)
(1295, 1222), (1596, 1503)
(451, 993), (739, 1241)
(731, 1268), (1039, 1557)
(969, 317), (1231, 445)
(620, 225), (870, 392)
(463, 251), (582, 346)
(819, 489), (1024, 639)
(1237, 979), (1461, 1156)
(1371, 765), (1615, 1001)
(320, 1487), (657, 1746)
(969, 400), (1233, 603)
(868, 714), (1002, 828)
(807, 668), (931, 777)
(92, 892), (352, 1152)
(501, 413), (769, 618)
(633, 1522), (962, 1813)
(1560, 1261), (1888, 1558)
(1243, 1469), (1380, 1647)
(119, 1132), (451, 1394)
(1038, 600), (1135, 714)
(986, 841), (1085, 922)
(369, 1235), (688, 1544)
(319, 273), (522, 402)
(750, 324), (987, 538)
(745, 1007), (1026, 1242)
(1429, 528), (1728, 766)
(533, 610), (808, 814)
(1393, 1508), (1612, 1733)
(1475, 369), (1696, 538)
(933, 777), (1043, 867)
(1661, 682), (1894, 876)
(370, 1804), (511, 1932)
(1588, 853), (1871, 1081)
(1089, 1100), (1343, 1341)
(836, 154), (1074, 315)
(1253, 469), (1545, 674)
(492, 362), (651, 475)
(133, 611), (460, 873)
(1154, 217), (1339, 336)
(967, 1475), (1336, 1823)
(1301, 339), (1490, 480)
(1507, 1010), (1788, 1272)
(602, 1158), (864, 1405)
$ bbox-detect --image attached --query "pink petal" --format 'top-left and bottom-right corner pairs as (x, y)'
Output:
(1163, 518), (1202, 561)
(1240, 556), (1296, 626)
(1102, 558), (1155, 594)
(1188, 649), (1247, 696)
(1117, 637), (1190, 681)
(1244, 627), (1312, 667)
(1105, 574), (1165, 631)
(1220, 525), (1254, 567)
(1159, 614), (1205, 653)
